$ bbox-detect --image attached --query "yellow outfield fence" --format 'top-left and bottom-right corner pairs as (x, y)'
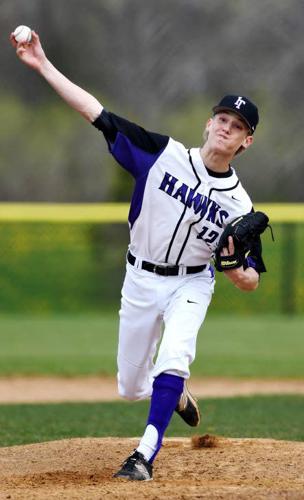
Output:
(0, 203), (303, 223)
(0, 203), (129, 223)
(0, 202), (303, 314)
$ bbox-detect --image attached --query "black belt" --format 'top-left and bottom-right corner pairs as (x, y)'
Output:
(127, 251), (206, 276)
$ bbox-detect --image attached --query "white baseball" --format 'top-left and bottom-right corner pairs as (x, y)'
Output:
(13, 25), (32, 43)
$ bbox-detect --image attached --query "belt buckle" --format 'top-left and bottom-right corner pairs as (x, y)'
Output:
(153, 264), (168, 276)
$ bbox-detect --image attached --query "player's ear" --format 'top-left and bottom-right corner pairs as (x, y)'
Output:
(205, 117), (213, 131)
(241, 134), (254, 150)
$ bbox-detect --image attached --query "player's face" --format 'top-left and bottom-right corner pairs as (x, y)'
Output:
(205, 112), (253, 156)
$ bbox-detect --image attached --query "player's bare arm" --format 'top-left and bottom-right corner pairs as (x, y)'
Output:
(221, 236), (259, 291)
(10, 30), (103, 122)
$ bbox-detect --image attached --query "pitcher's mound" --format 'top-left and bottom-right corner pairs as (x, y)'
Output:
(0, 436), (303, 499)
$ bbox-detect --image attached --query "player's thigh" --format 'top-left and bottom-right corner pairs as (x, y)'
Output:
(155, 273), (214, 377)
(117, 268), (163, 399)
(118, 266), (163, 368)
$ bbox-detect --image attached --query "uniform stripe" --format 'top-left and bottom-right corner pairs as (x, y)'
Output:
(165, 150), (201, 264)
(176, 178), (241, 264)
(208, 182), (240, 198)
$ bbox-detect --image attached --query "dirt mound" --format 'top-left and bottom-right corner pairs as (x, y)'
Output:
(0, 437), (303, 499)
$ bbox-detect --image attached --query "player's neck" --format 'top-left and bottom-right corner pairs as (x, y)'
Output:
(199, 145), (232, 174)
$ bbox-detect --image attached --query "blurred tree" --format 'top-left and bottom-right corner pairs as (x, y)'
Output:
(1, 0), (304, 201)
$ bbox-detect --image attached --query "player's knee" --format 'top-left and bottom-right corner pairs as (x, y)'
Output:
(118, 385), (143, 401)
(119, 391), (138, 401)
(118, 378), (149, 401)
(118, 383), (135, 400)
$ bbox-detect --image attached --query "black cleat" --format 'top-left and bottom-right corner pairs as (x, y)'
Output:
(113, 450), (153, 481)
(175, 382), (201, 427)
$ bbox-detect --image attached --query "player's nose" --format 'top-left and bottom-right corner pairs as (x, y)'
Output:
(222, 120), (232, 133)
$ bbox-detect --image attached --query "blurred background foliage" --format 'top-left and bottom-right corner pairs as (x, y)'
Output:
(0, 0), (303, 315)
(0, 221), (302, 314)
(1, 0), (304, 202)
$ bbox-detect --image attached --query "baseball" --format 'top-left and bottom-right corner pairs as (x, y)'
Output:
(13, 25), (32, 43)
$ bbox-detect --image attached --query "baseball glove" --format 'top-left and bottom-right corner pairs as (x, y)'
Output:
(214, 211), (270, 272)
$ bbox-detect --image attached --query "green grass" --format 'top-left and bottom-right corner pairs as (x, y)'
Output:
(0, 314), (118, 376)
(0, 314), (303, 378)
(0, 221), (303, 314)
(193, 315), (304, 378)
(0, 396), (303, 447)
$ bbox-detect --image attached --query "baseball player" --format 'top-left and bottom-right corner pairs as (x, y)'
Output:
(11, 31), (266, 481)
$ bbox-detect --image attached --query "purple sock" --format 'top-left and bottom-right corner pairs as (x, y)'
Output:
(146, 373), (184, 463)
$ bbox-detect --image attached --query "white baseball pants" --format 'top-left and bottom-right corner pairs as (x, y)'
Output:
(117, 262), (215, 400)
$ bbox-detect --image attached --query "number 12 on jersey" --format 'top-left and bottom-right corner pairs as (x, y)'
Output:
(197, 226), (219, 245)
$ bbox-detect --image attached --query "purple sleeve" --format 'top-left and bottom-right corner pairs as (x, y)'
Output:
(92, 110), (169, 178)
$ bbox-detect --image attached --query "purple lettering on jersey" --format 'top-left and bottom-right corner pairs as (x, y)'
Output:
(172, 183), (188, 203)
(159, 172), (179, 195)
(185, 188), (198, 208)
(206, 200), (221, 224)
(186, 190), (203, 212)
(185, 188), (213, 217)
(158, 171), (231, 229)
(216, 209), (229, 228)
(197, 196), (212, 217)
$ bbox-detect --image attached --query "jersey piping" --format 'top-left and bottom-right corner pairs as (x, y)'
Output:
(165, 149), (201, 263)
(175, 151), (241, 265)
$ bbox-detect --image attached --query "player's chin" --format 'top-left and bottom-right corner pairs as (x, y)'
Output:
(213, 141), (234, 155)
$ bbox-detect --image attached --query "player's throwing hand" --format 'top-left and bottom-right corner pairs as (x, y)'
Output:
(10, 31), (47, 72)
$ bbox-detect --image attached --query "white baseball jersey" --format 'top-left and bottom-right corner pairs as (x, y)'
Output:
(93, 110), (265, 272)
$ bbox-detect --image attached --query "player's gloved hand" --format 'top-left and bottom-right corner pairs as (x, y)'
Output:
(218, 235), (244, 270)
(219, 236), (260, 291)
(214, 211), (270, 272)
